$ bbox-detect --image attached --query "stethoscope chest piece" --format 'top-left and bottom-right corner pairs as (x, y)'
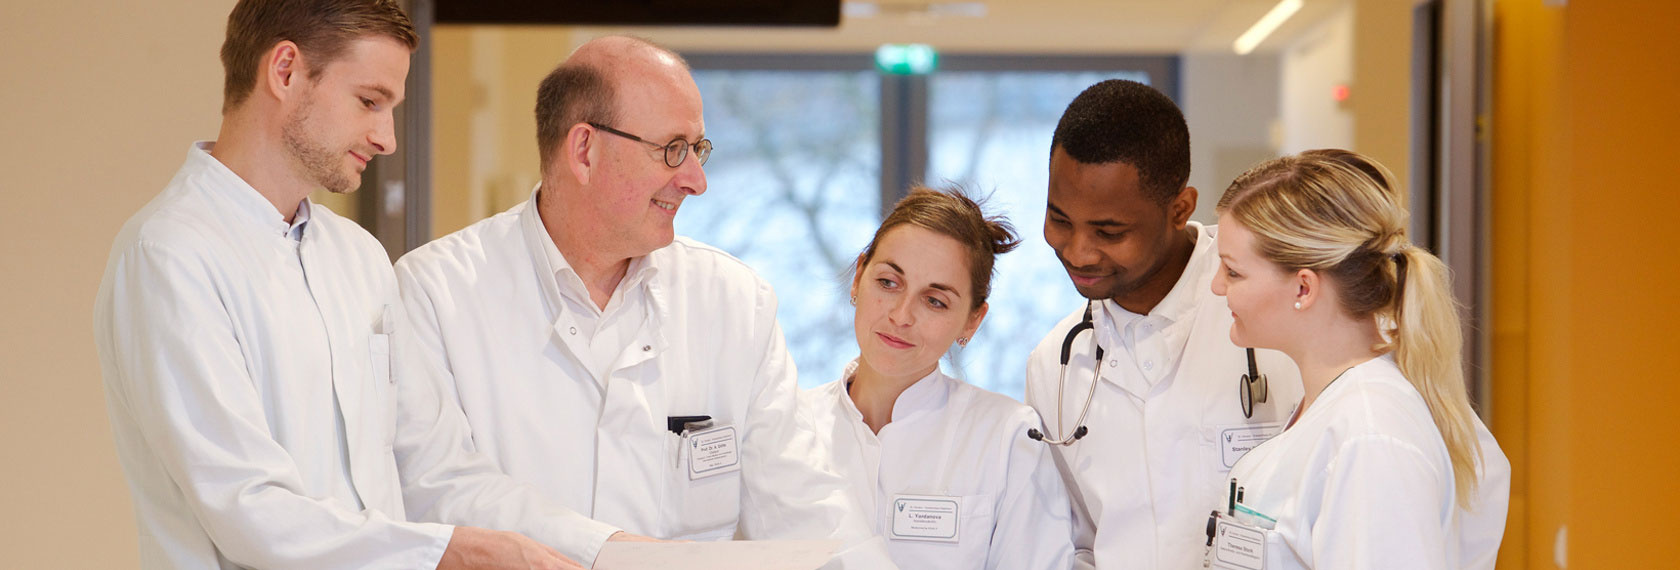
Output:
(1239, 372), (1269, 419)
(1239, 347), (1269, 419)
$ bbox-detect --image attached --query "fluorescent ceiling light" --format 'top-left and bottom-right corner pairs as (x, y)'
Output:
(1233, 0), (1304, 55)
(843, 2), (988, 19)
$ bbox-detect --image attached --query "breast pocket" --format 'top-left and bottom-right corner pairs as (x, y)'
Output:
(369, 333), (398, 443)
(886, 492), (998, 569)
(956, 492), (999, 566)
(1208, 519), (1297, 570)
(1265, 528), (1301, 569)
(1202, 423), (1283, 498)
(369, 332), (392, 384)
(666, 431), (743, 540)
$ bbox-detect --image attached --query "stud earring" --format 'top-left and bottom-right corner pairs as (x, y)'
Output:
(1293, 301), (1302, 310)
(958, 337), (969, 347)
(850, 295), (857, 305)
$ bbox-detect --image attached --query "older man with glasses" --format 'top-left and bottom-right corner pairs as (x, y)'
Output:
(392, 36), (897, 569)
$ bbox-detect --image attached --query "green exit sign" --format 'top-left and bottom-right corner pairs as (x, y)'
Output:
(875, 44), (938, 75)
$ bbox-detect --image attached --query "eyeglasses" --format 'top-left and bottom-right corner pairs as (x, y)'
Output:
(588, 122), (712, 168)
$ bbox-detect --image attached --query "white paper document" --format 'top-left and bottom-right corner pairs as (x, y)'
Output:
(593, 539), (841, 570)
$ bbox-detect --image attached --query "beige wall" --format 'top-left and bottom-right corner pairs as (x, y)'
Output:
(1349, 0), (1417, 194)
(431, 26), (576, 238)
(0, 0), (235, 566)
(1281, 2), (1358, 155)
(1279, 0), (1415, 192)
(1182, 52), (1283, 224)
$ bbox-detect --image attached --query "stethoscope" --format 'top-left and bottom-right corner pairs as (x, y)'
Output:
(1028, 301), (1271, 447)
(1027, 302), (1103, 446)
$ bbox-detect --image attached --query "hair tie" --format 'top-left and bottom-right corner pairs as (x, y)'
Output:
(1392, 246), (1409, 316)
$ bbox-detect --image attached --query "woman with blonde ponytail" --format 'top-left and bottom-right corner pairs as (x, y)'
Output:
(1207, 150), (1510, 569)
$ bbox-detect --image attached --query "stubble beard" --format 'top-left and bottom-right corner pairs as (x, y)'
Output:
(281, 99), (359, 194)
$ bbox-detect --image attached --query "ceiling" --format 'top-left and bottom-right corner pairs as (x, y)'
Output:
(547, 0), (1351, 55)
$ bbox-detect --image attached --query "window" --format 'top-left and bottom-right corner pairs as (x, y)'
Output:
(683, 55), (1176, 398)
(682, 68), (882, 387)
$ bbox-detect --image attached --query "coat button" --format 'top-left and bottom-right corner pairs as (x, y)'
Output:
(642, 345), (652, 351)
(1143, 360), (1154, 371)
(1109, 359), (1119, 368)
(569, 327), (577, 335)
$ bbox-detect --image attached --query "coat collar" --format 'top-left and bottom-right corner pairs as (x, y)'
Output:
(1096, 221), (1217, 348)
(838, 358), (955, 425)
(519, 184), (666, 320)
(187, 141), (298, 238)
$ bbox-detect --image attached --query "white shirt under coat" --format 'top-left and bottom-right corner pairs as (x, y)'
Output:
(393, 188), (896, 568)
(800, 363), (1076, 569)
(95, 143), (610, 569)
(1024, 222), (1306, 570)
(1225, 354), (1511, 569)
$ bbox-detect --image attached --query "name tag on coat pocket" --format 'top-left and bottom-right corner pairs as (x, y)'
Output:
(687, 425), (741, 480)
(1208, 517), (1267, 570)
(889, 495), (960, 543)
(1219, 423), (1281, 469)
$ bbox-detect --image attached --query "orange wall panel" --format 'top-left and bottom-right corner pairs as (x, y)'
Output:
(1561, 1), (1680, 564)
(1494, 1), (1680, 567)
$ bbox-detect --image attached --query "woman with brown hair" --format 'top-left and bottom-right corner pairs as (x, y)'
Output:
(800, 186), (1075, 569)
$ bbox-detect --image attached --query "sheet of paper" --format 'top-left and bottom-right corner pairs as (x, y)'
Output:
(592, 539), (841, 570)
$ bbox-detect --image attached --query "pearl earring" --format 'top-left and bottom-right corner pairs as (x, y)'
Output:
(1293, 301), (1302, 310)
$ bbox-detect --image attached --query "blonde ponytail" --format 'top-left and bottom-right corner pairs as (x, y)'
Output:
(1391, 246), (1482, 509)
(1220, 150), (1483, 509)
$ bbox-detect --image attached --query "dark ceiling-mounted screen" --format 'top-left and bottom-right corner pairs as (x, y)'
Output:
(435, 0), (842, 27)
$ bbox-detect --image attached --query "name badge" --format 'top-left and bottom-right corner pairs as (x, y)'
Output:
(1219, 423), (1282, 469)
(686, 425), (741, 480)
(889, 494), (959, 543)
(1208, 516), (1266, 570)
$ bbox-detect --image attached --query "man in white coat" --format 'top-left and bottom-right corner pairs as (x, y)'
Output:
(392, 37), (895, 568)
(94, 1), (632, 568)
(1022, 80), (1305, 569)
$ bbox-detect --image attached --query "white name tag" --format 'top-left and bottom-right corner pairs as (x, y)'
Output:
(889, 494), (960, 543)
(1219, 423), (1282, 469)
(686, 425), (741, 480)
(1209, 516), (1267, 570)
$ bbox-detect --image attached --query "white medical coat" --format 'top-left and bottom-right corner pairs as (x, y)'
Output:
(393, 190), (894, 567)
(800, 364), (1076, 569)
(95, 143), (612, 569)
(1225, 354), (1511, 569)
(1024, 222), (1305, 570)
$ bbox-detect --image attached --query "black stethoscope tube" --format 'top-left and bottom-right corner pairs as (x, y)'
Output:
(1029, 301), (1271, 444)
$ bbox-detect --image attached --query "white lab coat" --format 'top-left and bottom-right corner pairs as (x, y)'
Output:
(1224, 354), (1511, 569)
(1024, 222), (1305, 570)
(799, 363), (1076, 569)
(95, 143), (614, 569)
(393, 189), (895, 568)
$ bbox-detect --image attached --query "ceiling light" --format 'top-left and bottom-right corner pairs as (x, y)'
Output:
(843, 2), (988, 19)
(1233, 0), (1304, 55)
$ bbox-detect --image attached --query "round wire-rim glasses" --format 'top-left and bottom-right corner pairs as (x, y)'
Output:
(588, 122), (712, 168)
